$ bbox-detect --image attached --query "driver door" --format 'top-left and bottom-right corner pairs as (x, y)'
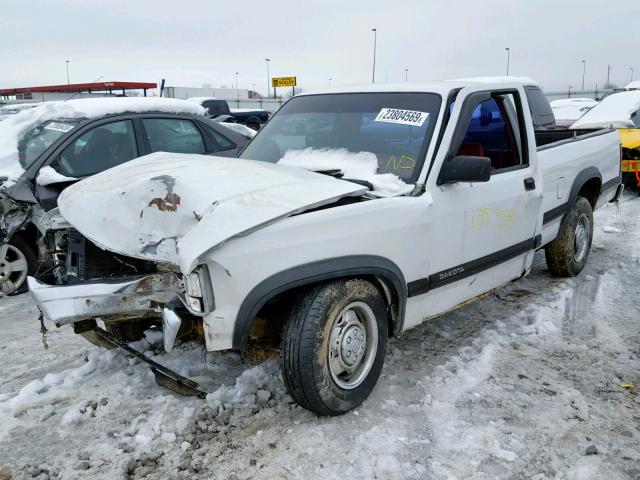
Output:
(410, 87), (543, 324)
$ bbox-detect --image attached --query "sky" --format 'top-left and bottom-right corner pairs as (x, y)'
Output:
(1, 0), (638, 96)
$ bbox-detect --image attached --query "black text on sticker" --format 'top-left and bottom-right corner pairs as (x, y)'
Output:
(375, 108), (429, 127)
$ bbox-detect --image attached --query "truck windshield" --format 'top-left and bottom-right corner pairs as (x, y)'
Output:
(240, 92), (441, 184)
(18, 119), (81, 169)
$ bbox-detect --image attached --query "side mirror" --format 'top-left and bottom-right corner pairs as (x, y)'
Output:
(438, 155), (491, 185)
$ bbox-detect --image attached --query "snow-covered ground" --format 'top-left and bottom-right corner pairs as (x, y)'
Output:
(1, 197), (639, 480)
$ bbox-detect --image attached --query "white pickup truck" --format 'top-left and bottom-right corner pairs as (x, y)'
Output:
(29, 80), (622, 416)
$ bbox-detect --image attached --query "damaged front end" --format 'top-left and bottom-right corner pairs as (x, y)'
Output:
(0, 192), (31, 243)
(28, 272), (180, 328)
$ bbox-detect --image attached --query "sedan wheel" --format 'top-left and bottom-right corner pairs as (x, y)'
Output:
(0, 243), (29, 295)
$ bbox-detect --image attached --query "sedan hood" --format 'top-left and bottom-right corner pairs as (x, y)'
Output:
(58, 152), (366, 272)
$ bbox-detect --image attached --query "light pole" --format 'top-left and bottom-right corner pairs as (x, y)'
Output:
(66, 60), (70, 84)
(505, 48), (510, 76)
(606, 64), (612, 89)
(371, 28), (377, 83)
(631, 67), (635, 83)
(329, 78), (332, 88)
(581, 60), (586, 92)
(265, 59), (271, 98)
(235, 72), (239, 90)
(405, 68), (408, 82)
(568, 85), (573, 98)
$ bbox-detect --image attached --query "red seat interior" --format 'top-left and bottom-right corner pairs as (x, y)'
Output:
(458, 142), (484, 157)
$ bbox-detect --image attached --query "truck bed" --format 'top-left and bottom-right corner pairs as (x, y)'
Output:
(535, 128), (604, 149)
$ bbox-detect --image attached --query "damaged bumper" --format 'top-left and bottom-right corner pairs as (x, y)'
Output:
(28, 273), (180, 327)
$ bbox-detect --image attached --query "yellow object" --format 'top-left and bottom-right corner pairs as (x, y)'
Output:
(271, 76), (297, 87)
(620, 129), (640, 173)
(620, 383), (635, 389)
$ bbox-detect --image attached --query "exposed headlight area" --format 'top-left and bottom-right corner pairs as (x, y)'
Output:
(180, 265), (214, 315)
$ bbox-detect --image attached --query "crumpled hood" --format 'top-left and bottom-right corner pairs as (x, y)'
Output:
(58, 152), (366, 273)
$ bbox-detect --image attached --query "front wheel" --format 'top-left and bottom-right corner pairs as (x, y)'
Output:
(545, 196), (594, 277)
(281, 279), (388, 416)
(0, 237), (37, 296)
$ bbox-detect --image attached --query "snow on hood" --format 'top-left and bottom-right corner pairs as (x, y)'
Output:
(624, 80), (640, 90)
(550, 98), (598, 121)
(0, 98), (205, 186)
(571, 91), (640, 129)
(58, 152), (366, 273)
(278, 148), (413, 197)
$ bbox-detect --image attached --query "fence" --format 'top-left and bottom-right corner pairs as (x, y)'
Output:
(226, 98), (285, 113)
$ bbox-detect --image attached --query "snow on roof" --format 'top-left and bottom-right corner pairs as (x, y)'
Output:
(571, 90), (640, 129)
(303, 78), (539, 98)
(550, 98), (598, 122)
(624, 81), (640, 90)
(451, 76), (540, 87)
(0, 97), (205, 185)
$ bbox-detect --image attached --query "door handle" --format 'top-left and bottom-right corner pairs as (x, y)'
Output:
(524, 177), (536, 191)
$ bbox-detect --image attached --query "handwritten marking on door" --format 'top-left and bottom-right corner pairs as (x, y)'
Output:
(471, 208), (515, 229)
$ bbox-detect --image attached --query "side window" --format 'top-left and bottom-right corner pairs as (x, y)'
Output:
(143, 118), (206, 154)
(58, 120), (138, 177)
(456, 95), (525, 172)
(208, 128), (235, 150)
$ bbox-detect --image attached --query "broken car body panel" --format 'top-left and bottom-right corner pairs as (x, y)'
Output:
(28, 273), (180, 327)
(57, 152), (368, 272)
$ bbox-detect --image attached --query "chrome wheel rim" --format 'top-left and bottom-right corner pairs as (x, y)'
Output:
(573, 215), (590, 263)
(328, 301), (378, 390)
(0, 243), (28, 295)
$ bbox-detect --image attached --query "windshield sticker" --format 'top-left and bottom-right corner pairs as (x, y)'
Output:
(375, 108), (429, 127)
(44, 122), (75, 133)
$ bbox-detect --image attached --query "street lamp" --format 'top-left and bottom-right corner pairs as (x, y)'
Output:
(581, 60), (586, 92)
(568, 85), (573, 98)
(65, 60), (70, 85)
(606, 65), (612, 89)
(265, 59), (271, 98)
(371, 28), (377, 83)
(631, 67), (635, 83)
(405, 68), (408, 82)
(505, 48), (510, 76)
(329, 78), (332, 88)
(235, 72), (239, 90)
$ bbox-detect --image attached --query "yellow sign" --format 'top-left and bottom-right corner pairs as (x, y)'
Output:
(272, 76), (297, 87)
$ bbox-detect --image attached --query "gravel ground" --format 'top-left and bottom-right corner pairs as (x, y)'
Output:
(0, 196), (639, 480)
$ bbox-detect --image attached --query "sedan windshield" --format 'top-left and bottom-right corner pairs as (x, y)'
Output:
(18, 119), (82, 169)
(239, 93), (441, 185)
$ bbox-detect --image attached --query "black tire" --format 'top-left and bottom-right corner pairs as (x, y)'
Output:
(246, 122), (260, 131)
(545, 196), (594, 277)
(281, 279), (388, 416)
(1, 236), (37, 295)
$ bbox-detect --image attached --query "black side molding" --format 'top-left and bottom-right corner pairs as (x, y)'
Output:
(407, 234), (541, 297)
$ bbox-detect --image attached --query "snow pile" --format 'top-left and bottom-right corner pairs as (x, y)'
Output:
(624, 80), (640, 90)
(278, 148), (414, 196)
(550, 98), (598, 124)
(572, 90), (640, 129)
(0, 97), (205, 185)
(221, 122), (257, 138)
(36, 165), (77, 186)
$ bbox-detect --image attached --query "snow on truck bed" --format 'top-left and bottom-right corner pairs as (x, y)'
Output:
(0, 97), (205, 185)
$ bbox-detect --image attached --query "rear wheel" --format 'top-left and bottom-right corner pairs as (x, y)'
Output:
(545, 196), (594, 277)
(0, 237), (37, 296)
(281, 279), (388, 416)
(246, 121), (260, 131)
